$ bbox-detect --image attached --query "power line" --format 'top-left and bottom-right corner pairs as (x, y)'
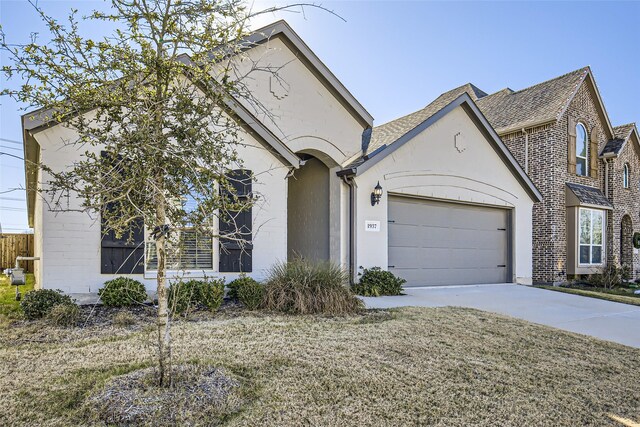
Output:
(0, 144), (22, 151)
(0, 138), (22, 145)
(0, 152), (24, 160)
(0, 196), (25, 201)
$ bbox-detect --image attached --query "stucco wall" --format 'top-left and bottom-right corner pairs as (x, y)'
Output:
(354, 105), (535, 284)
(226, 36), (365, 166)
(31, 121), (289, 294)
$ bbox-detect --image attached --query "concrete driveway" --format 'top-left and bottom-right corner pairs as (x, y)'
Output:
(362, 284), (640, 348)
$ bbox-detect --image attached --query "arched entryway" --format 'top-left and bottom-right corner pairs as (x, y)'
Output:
(287, 154), (330, 262)
(620, 215), (633, 268)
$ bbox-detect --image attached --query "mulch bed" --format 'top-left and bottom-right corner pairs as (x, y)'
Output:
(86, 364), (242, 426)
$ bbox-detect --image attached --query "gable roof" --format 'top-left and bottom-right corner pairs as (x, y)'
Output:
(339, 93), (543, 203)
(368, 83), (482, 154)
(475, 68), (583, 133)
(239, 20), (373, 128)
(475, 67), (614, 137)
(601, 123), (639, 157)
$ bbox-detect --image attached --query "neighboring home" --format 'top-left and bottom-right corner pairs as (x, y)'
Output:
(418, 67), (640, 283)
(21, 20), (541, 296)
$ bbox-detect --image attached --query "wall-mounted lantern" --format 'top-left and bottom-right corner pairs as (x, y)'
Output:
(371, 181), (383, 206)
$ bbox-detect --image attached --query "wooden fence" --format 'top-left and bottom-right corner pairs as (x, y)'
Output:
(0, 234), (34, 272)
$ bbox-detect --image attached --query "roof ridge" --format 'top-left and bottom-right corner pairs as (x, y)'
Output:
(373, 82), (478, 130)
(613, 122), (636, 129)
(507, 66), (590, 96)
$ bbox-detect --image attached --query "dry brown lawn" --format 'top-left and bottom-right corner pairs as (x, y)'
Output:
(1, 306), (639, 426)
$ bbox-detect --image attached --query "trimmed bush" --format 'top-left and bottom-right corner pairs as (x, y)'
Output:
(98, 277), (148, 307)
(262, 259), (363, 315)
(21, 289), (75, 320)
(352, 267), (405, 297)
(237, 279), (264, 310)
(226, 275), (259, 301)
(47, 303), (80, 327)
(169, 278), (224, 315)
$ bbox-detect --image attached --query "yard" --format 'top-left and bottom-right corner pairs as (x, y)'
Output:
(0, 273), (34, 319)
(1, 301), (639, 426)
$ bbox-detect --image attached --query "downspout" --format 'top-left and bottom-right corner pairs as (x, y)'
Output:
(604, 159), (609, 199)
(601, 153), (616, 200)
(522, 128), (529, 174)
(340, 174), (357, 283)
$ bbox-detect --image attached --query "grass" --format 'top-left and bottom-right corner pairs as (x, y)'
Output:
(537, 284), (640, 307)
(0, 273), (35, 319)
(0, 307), (639, 426)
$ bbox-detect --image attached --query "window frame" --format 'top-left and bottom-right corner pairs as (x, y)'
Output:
(144, 192), (216, 275)
(575, 122), (589, 176)
(623, 163), (630, 189)
(578, 207), (605, 267)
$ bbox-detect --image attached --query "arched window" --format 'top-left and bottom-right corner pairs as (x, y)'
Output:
(576, 123), (588, 176)
(623, 164), (630, 188)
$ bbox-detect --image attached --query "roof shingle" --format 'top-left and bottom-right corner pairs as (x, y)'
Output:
(566, 183), (613, 208)
(475, 67), (589, 133)
(601, 123), (637, 155)
(369, 68), (590, 155)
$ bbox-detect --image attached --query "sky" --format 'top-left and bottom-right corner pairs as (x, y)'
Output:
(1, 0), (639, 233)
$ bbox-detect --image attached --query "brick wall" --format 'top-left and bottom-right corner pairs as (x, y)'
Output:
(501, 82), (613, 283)
(609, 140), (640, 279)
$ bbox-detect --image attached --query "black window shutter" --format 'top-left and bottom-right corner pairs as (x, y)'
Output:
(219, 169), (252, 272)
(100, 151), (145, 274)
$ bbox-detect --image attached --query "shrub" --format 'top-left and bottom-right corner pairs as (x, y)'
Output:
(226, 275), (259, 301)
(47, 303), (80, 327)
(112, 311), (137, 327)
(98, 277), (148, 307)
(262, 259), (363, 315)
(21, 289), (75, 320)
(169, 278), (224, 315)
(352, 267), (406, 297)
(589, 263), (630, 289)
(236, 279), (264, 310)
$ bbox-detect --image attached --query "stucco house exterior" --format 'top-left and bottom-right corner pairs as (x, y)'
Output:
(428, 68), (640, 283)
(21, 20), (540, 296)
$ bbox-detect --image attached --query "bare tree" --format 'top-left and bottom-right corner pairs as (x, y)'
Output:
(1, 0), (314, 385)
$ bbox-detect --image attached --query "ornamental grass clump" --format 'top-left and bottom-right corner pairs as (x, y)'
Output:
(47, 303), (80, 327)
(262, 259), (363, 315)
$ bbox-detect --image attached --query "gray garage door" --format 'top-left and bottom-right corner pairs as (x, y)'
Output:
(388, 196), (511, 287)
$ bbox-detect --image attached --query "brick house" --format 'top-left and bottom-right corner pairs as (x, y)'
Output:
(419, 67), (640, 283)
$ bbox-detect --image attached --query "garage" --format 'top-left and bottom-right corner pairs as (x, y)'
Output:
(388, 196), (511, 286)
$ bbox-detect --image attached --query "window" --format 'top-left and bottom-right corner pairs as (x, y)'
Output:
(579, 208), (604, 265)
(146, 231), (213, 270)
(623, 164), (630, 188)
(576, 123), (588, 176)
(145, 193), (214, 271)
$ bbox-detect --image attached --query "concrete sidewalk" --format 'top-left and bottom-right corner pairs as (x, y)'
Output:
(362, 284), (640, 348)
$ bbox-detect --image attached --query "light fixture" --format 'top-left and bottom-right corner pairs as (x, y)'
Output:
(371, 181), (383, 206)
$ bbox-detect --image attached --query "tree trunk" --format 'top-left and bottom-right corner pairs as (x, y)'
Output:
(155, 198), (171, 387)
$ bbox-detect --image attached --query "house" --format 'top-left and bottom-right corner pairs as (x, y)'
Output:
(21, 20), (540, 296)
(427, 68), (640, 283)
